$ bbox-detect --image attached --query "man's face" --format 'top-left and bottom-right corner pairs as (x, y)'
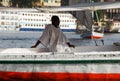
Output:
(53, 19), (60, 28)
(56, 20), (60, 26)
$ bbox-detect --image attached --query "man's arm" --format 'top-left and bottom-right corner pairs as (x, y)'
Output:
(31, 25), (51, 48)
(31, 40), (41, 48)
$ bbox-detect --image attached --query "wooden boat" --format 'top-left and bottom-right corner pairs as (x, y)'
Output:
(81, 31), (104, 39)
(0, 45), (120, 80)
(0, 1), (120, 80)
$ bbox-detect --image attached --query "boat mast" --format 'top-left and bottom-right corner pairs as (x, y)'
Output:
(91, 0), (95, 32)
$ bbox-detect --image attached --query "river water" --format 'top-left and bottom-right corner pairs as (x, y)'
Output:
(0, 31), (120, 48)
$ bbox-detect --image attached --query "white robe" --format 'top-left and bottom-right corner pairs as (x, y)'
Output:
(39, 24), (71, 52)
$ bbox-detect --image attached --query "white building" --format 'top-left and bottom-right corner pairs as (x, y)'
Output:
(43, 0), (61, 7)
(34, 0), (61, 7)
(0, 0), (10, 7)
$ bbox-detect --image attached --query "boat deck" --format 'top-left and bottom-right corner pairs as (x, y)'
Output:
(0, 45), (119, 63)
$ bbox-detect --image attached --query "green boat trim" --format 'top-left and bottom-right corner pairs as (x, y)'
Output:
(0, 60), (120, 64)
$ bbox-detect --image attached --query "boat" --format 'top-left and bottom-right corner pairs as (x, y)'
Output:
(0, 8), (77, 32)
(79, 10), (104, 39)
(42, 1), (120, 39)
(76, 21), (104, 39)
(0, 2), (120, 80)
(0, 45), (120, 80)
(81, 31), (104, 39)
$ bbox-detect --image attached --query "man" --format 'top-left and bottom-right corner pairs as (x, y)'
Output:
(31, 15), (75, 52)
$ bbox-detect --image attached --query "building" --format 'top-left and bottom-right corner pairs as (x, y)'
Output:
(69, 0), (90, 5)
(0, 0), (61, 7)
(67, 0), (120, 22)
(33, 0), (61, 7)
(99, 0), (116, 2)
(97, 0), (120, 21)
(0, 0), (10, 7)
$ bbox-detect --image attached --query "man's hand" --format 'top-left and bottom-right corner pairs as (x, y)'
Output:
(68, 44), (75, 48)
(67, 42), (75, 48)
(31, 45), (36, 48)
(31, 40), (41, 48)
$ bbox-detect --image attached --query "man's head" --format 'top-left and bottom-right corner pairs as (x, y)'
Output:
(51, 15), (60, 28)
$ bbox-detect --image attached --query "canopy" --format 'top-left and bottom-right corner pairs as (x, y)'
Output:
(37, 1), (120, 12)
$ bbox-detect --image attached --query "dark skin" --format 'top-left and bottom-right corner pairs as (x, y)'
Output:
(31, 40), (41, 48)
(31, 16), (75, 48)
(52, 19), (60, 28)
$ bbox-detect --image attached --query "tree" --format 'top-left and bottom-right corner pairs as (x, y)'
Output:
(0, 3), (3, 7)
(61, 0), (69, 6)
(10, 0), (38, 8)
(91, 0), (103, 21)
(94, 10), (103, 21)
(0, 1), (3, 7)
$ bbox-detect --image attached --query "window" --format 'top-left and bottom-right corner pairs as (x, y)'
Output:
(1, 22), (5, 25)
(1, 16), (5, 19)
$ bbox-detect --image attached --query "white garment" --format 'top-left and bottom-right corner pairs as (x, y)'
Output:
(39, 24), (71, 52)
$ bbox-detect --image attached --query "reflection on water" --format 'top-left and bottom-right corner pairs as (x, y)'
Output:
(0, 31), (120, 48)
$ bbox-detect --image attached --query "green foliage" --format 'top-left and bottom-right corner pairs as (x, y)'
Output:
(62, 0), (69, 6)
(97, 10), (102, 20)
(10, 0), (38, 8)
(91, 0), (102, 21)
(91, 0), (97, 2)
(44, 0), (48, 2)
(0, 3), (2, 6)
(94, 10), (103, 21)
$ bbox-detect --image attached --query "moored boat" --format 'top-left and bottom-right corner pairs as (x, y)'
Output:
(0, 7), (77, 32)
(81, 31), (104, 39)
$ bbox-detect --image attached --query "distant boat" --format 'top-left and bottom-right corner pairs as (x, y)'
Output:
(81, 31), (104, 39)
(43, 1), (120, 39)
(79, 10), (104, 39)
(0, 8), (77, 32)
